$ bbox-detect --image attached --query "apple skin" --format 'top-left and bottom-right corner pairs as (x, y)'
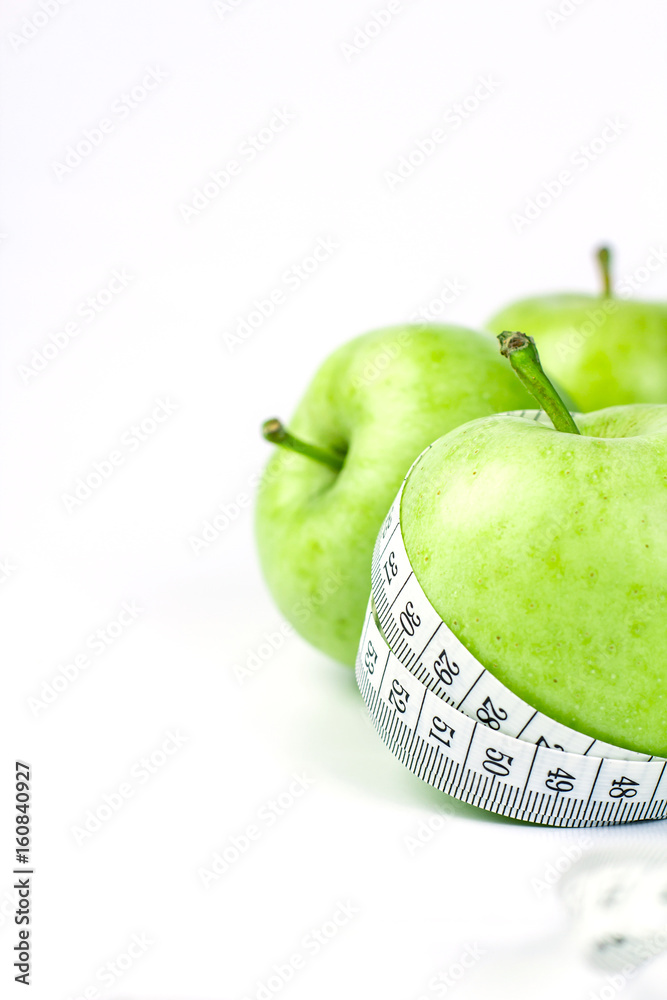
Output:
(401, 404), (667, 756)
(487, 295), (667, 411)
(255, 324), (533, 666)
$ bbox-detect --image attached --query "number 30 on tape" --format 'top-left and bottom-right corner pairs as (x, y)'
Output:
(355, 467), (667, 828)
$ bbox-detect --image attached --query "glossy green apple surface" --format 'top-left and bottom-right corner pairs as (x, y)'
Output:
(255, 324), (533, 666)
(401, 404), (667, 756)
(487, 294), (667, 411)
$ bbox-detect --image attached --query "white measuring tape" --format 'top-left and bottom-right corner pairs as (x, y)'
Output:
(355, 422), (667, 828)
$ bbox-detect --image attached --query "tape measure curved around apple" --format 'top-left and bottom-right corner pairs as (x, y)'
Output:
(356, 412), (667, 828)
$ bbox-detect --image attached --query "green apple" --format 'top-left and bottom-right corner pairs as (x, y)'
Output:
(400, 331), (667, 756)
(487, 248), (667, 411)
(255, 323), (533, 666)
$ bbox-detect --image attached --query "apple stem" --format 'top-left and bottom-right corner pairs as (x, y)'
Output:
(261, 418), (345, 471)
(498, 332), (581, 435)
(596, 245), (613, 297)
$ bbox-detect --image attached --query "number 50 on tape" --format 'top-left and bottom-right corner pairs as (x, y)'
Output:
(356, 460), (667, 829)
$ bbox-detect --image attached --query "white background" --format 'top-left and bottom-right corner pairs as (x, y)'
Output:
(3, 1), (667, 998)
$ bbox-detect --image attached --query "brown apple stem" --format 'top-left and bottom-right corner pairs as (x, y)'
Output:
(498, 332), (581, 435)
(261, 418), (344, 471)
(596, 245), (613, 297)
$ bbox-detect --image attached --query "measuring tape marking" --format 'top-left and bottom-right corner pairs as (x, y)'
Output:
(356, 425), (667, 827)
(357, 608), (667, 826)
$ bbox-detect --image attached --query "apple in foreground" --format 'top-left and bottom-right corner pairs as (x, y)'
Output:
(400, 331), (667, 755)
(486, 248), (667, 411)
(255, 324), (533, 666)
